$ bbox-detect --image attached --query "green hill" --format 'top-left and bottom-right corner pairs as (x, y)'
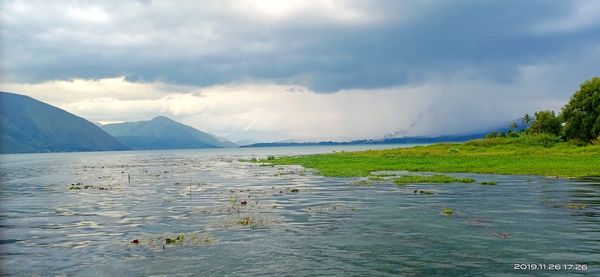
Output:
(0, 92), (126, 154)
(102, 116), (236, 150)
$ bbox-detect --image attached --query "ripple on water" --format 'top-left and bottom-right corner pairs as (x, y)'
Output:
(0, 150), (598, 276)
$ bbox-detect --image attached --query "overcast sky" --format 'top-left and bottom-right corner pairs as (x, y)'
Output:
(1, 0), (599, 142)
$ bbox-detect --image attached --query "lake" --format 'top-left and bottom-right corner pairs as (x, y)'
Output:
(1, 145), (598, 276)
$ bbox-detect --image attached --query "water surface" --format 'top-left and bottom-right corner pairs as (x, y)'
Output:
(1, 145), (598, 276)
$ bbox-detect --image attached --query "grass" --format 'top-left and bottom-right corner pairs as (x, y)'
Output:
(394, 174), (474, 185)
(265, 136), (600, 178)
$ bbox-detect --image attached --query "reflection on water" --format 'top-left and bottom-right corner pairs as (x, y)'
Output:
(0, 146), (598, 276)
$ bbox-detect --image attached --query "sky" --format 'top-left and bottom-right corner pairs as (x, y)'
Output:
(1, 0), (599, 142)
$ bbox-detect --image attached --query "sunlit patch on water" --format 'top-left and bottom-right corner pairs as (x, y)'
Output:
(0, 147), (599, 276)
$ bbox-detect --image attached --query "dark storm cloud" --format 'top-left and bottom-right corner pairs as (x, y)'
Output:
(1, 0), (599, 92)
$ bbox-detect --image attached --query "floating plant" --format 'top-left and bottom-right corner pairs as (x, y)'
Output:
(132, 232), (216, 250)
(69, 183), (112, 191)
(565, 203), (588, 209)
(395, 175), (475, 185)
(443, 207), (454, 216)
(165, 234), (185, 244)
(352, 179), (374, 185)
(211, 215), (280, 229)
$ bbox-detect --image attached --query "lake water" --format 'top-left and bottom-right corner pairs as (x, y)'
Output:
(1, 145), (598, 276)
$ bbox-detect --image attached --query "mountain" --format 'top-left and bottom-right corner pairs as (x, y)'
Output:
(235, 139), (259, 146)
(242, 120), (526, 148)
(102, 116), (236, 150)
(0, 92), (126, 154)
(242, 133), (487, 148)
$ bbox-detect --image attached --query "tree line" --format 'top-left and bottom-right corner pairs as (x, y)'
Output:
(487, 76), (600, 144)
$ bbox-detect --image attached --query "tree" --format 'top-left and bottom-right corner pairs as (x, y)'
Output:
(508, 122), (519, 137)
(561, 77), (600, 142)
(522, 113), (532, 128)
(528, 110), (561, 136)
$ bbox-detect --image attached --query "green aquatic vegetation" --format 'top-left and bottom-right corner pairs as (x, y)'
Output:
(238, 217), (253, 226)
(189, 233), (215, 244)
(394, 175), (474, 185)
(443, 207), (454, 216)
(353, 179), (374, 185)
(565, 203), (588, 209)
(69, 182), (83, 190)
(234, 216), (271, 229)
(165, 234), (185, 244)
(211, 214), (279, 229)
(274, 169), (307, 176)
(368, 175), (387, 181)
(371, 173), (397, 177)
(263, 137), (600, 178)
(135, 232), (216, 250)
(414, 189), (434, 195)
(69, 183), (111, 191)
(480, 181), (497, 185)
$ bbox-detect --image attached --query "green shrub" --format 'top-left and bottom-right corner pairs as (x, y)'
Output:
(516, 133), (562, 147)
(447, 147), (459, 154)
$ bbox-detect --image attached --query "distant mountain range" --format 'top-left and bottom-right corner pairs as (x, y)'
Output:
(102, 116), (236, 150)
(0, 92), (236, 154)
(0, 92), (126, 154)
(242, 133), (489, 147)
(0, 91), (520, 154)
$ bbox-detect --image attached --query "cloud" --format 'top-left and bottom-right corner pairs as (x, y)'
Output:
(531, 0), (600, 33)
(4, 43), (595, 142)
(3, 0), (597, 92)
(1, 1), (599, 141)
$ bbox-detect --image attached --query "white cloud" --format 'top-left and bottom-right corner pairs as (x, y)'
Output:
(1, 64), (584, 142)
(231, 0), (377, 25)
(0, 77), (193, 103)
(1, 1), (597, 142)
(66, 4), (110, 24)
